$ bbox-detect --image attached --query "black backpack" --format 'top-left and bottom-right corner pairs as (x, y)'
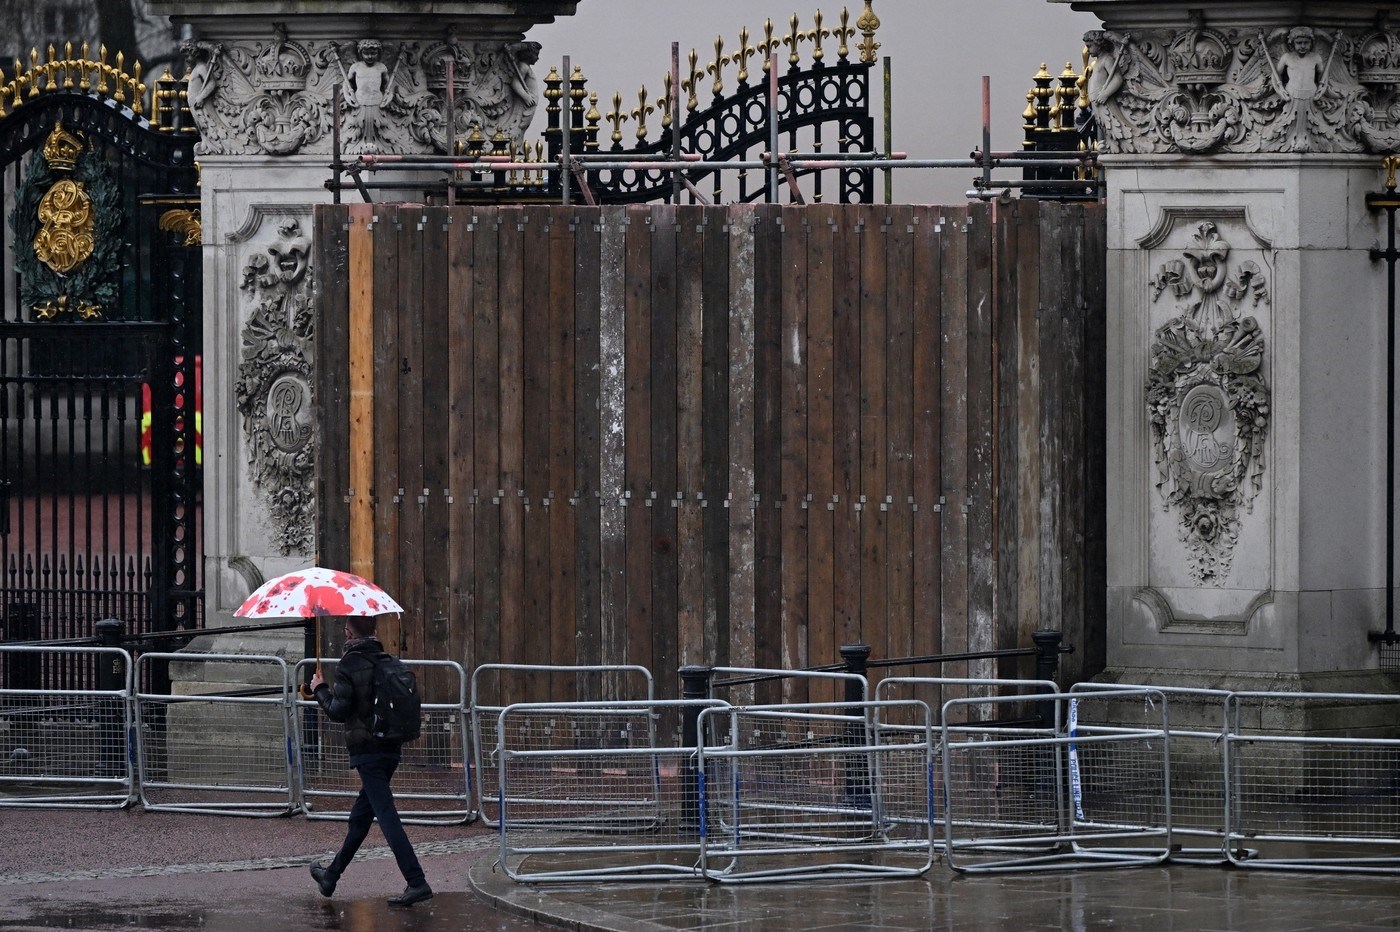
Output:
(369, 652), (422, 743)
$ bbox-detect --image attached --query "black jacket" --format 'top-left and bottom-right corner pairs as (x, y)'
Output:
(313, 637), (401, 760)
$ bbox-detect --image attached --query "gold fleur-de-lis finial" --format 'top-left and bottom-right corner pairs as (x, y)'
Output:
(736, 26), (756, 83)
(810, 10), (831, 62)
(708, 35), (731, 97)
(631, 86), (654, 140)
(759, 19), (779, 72)
(857, 0), (881, 63)
(606, 91), (627, 144)
(783, 15), (804, 67)
(660, 71), (674, 127)
(681, 48), (703, 110)
(836, 8), (855, 60)
(1385, 155), (1400, 191)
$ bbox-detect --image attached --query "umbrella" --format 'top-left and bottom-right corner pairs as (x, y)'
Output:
(234, 567), (403, 696)
(235, 566), (404, 619)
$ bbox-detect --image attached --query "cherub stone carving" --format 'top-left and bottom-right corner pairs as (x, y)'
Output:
(1257, 26), (1359, 152)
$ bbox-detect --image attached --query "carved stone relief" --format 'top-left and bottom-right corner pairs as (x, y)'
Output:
(1084, 10), (1400, 154)
(182, 25), (541, 157)
(1146, 220), (1270, 585)
(235, 215), (316, 556)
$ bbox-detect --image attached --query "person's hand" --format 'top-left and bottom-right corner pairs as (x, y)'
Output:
(310, 670), (325, 691)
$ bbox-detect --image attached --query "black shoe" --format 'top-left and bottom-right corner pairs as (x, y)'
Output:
(309, 861), (336, 897)
(387, 882), (433, 908)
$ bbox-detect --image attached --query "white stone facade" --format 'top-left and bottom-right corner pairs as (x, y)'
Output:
(147, 1), (577, 631)
(1065, 0), (1400, 684)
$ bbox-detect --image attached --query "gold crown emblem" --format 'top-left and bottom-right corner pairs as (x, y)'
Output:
(42, 122), (84, 172)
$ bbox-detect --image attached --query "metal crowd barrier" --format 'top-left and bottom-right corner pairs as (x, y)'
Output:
(1072, 682), (1233, 863)
(295, 658), (473, 825)
(496, 698), (728, 882)
(876, 675), (1060, 847)
(1224, 690), (1400, 873)
(0, 645), (134, 809)
(698, 700), (935, 882)
(472, 663), (654, 827)
(134, 652), (298, 817)
(941, 688), (1172, 873)
(707, 666), (869, 708)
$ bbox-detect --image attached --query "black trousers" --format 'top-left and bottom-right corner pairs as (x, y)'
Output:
(327, 753), (426, 886)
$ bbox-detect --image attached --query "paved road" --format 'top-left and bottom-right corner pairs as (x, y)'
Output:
(0, 807), (533, 931)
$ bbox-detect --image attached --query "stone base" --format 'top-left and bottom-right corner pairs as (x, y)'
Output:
(160, 631), (308, 784)
(1092, 667), (1400, 736)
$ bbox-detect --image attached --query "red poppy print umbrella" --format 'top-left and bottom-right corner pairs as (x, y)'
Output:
(234, 566), (404, 618)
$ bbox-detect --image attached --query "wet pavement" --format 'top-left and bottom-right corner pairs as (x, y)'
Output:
(5, 807), (1400, 930)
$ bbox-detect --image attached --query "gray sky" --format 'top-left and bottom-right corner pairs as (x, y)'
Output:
(529, 0), (1095, 203)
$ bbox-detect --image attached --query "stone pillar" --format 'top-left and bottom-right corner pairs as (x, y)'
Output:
(1063, 0), (1400, 692)
(147, 1), (578, 656)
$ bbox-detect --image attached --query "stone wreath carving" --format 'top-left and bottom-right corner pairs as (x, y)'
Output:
(1146, 221), (1270, 585)
(235, 216), (316, 555)
(181, 26), (541, 157)
(1084, 10), (1400, 155)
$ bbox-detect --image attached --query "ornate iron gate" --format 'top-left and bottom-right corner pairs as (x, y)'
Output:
(0, 50), (202, 686)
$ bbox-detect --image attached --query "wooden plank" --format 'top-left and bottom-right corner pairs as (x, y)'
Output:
(675, 205), (706, 669)
(752, 204), (784, 704)
(806, 203), (837, 701)
(965, 202), (994, 678)
(911, 206), (943, 666)
(497, 207), (526, 702)
(624, 204), (653, 676)
(347, 203), (376, 582)
(519, 206), (551, 700)
(395, 205), (426, 660)
(472, 208), (503, 684)
(940, 205), (970, 677)
(780, 206), (809, 704)
(446, 206), (476, 679)
(548, 206), (579, 684)
(650, 206), (679, 697)
(700, 206), (731, 667)
(992, 199), (1018, 667)
(1038, 202), (1064, 662)
(598, 207), (628, 686)
(885, 204), (915, 673)
(1014, 199), (1043, 662)
(831, 205), (862, 650)
(573, 207), (604, 685)
(727, 205), (757, 702)
(371, 205), (401, 648)
(314, 205), (351, 575)
(1058, 204), (1086, 682)
(1082, 204), (1109, 680)
(860, 206), (888, 669)
(420, 207), (452, 693)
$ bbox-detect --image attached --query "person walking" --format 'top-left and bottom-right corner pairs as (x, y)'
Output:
(307, 615), (432, 907)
